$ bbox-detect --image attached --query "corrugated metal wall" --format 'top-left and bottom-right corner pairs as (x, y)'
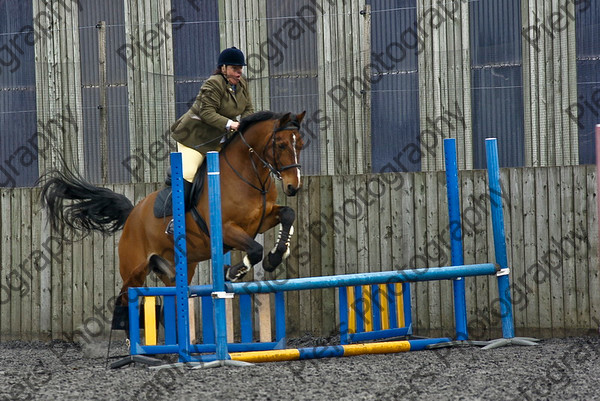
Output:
(172, 0), (219, 119)
(576, 1), (600, 164)
(369, 0), (421, 174)
(78, 0), (129, 183)
(522, 0), (579, 167)
(2, 0), (599, 188)
(266, 0), (321, 174)
(121, 0), (176, 184)
(470, 0), (524, 169)
(417, 0), (473, 171)
(0, 0), (37, 187)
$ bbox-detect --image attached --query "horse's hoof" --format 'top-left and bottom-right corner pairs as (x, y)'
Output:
(225, 264), (250, 282)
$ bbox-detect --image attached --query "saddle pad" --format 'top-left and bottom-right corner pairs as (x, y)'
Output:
(153, 187), (173, 218)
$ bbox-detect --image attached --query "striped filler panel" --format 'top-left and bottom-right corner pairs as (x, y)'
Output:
(339, 282), (412, 344)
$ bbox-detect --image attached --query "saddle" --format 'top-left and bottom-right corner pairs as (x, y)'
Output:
(153, 161), (210, 236)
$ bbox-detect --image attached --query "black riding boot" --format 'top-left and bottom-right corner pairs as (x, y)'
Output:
(165, 180), (194, 235)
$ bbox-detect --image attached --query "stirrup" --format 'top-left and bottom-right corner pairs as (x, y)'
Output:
(165, 219), (174, 235)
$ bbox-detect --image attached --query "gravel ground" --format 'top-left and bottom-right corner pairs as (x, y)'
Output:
(0, 336), (599, 400)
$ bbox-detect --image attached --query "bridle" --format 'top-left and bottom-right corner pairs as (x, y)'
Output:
(231, 119), (302, 188)
(222, 117), (302, 238)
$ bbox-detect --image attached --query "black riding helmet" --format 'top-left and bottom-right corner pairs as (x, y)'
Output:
(218, 47), (246, 66)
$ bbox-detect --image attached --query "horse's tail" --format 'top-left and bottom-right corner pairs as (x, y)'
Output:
(40, 168), (134, 237)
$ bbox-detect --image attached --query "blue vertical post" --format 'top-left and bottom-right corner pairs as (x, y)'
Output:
(387, 283), (398, 329)
(171, 152), (191, 362)
(207, 151), (230, 360)
(128, 288), (141, 354)
(444, 138), (468, 341)
(163, 296), (177, 345)
(338, 287), (349, 344)
(485, 138), (515, 339)
(274, 291), (286, 341)
(402, 283), (412, 332)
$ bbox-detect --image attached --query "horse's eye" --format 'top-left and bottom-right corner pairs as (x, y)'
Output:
(278, 143), (287, 150)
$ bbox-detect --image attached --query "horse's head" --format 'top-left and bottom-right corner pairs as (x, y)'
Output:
(269, 111), (306, 196)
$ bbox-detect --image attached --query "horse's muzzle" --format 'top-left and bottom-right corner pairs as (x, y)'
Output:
(285, 184), (299, 196)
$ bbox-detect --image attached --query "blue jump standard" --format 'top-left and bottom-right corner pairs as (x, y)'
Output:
(116, 139), (538, 369)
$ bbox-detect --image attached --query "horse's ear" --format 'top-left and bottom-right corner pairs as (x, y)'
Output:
(296, 111), (306, 123)
(278, 112), (291, 127)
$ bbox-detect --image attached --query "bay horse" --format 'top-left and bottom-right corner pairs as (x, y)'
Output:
(40, 111), (305, 306)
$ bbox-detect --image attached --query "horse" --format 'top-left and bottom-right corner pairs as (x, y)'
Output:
(40, 111), (305, 306)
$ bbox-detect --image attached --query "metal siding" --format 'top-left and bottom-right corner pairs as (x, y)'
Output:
(471, 66), (524, 168)
(78, 0), (129, 182)
(0, 0), (37, 187)
(470, 0), (524, 168)
(266, 0), (320, 175)
(369, 0), (420, 173)
(172, 0), (220, 119)
(470, 0), (521, 66)
(576, 2), (600, 165)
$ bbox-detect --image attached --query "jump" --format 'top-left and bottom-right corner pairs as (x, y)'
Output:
(40, 111), (306, 306)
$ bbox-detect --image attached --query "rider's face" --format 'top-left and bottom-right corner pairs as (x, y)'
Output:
(222, 65), (243, 85)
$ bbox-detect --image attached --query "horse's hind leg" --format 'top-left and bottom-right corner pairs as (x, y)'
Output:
(117, 260), (151, 306)
(149, 254), (176, 285)
(262, 206), (295, 272)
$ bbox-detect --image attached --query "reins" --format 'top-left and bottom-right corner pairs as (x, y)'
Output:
(222, 118), (302, 238)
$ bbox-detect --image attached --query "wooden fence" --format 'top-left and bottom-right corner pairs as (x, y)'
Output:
(0, 165), (598, 341)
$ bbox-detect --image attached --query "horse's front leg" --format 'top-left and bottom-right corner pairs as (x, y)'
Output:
(222, 222), (264, 282)
(262, 205), (295, 272)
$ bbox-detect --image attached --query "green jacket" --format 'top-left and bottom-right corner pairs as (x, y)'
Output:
(170, 74), (254, 153)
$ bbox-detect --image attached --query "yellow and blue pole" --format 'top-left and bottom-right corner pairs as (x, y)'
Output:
(228, 338), (451, 363)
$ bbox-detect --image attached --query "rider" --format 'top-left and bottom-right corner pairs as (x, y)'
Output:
(167, 47), (255, 234)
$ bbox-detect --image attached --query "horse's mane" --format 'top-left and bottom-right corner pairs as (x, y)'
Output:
(221, 111), (285, 149)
